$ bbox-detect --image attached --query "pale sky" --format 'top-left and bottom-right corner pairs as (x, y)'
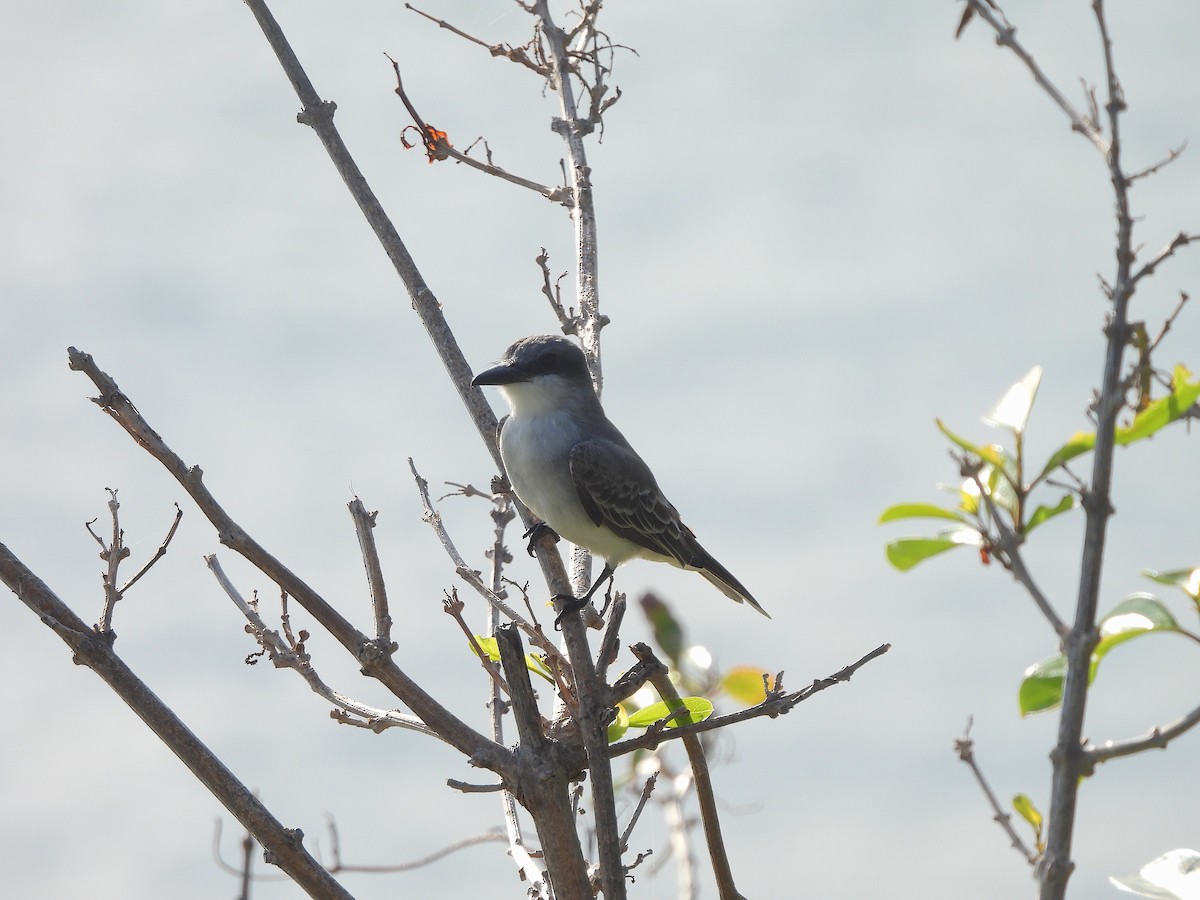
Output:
(2, 2), (1199, 899)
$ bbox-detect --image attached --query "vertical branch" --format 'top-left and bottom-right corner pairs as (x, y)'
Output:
(1040, 4), (1135, 898)
(527, 6), (626, 897)
(485, 498), (550, 894)
(533, 0), (607, 601)
(348, 498), (394, 651)
(533, 0), (605, 378)
(496, 625), (592, 900)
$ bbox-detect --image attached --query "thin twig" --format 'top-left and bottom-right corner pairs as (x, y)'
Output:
(444, 588), (512, 696)
(325, 814), (507, 873)
(1084, 698), (1200, 768)
(619, 773), (658, 851)
(348, 498), (394, 652)
(408, 457), (567, 670)
(68, 345), (510, 771)
(95, 489), (128, 635)
(119, 502), (183, 596)
(405, 2), (552, 77)
(386, 53), (570, 204)
(960, 0), (1109, 153)
(965, 464), (1069, 637)
(205, 556), (439, 739)
(1130, 231), (1197, 286)
(954, 718), (1039, 865)
(1127, 140), (1188, 183)
(610, 644), (891, 757)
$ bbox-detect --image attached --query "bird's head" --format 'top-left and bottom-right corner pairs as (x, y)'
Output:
(472, 335), (594, 416)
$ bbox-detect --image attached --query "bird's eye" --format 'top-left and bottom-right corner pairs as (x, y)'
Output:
(537, 351), (558, 370)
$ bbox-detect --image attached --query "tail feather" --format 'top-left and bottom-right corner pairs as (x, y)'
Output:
(695, 552), (770, 618)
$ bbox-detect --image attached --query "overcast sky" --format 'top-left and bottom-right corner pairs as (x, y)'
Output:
(2, 2), (1199, 899)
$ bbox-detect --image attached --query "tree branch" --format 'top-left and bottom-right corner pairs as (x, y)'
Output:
(954, 718), (1039, 865)
(0, 544), (355, 900)
(67, 346), (511, 775)
(631, 643), (746, 900)
(610, 643), (891, 758)
(1084, 698), (1200, 768)
(960, 0), (1108, 153)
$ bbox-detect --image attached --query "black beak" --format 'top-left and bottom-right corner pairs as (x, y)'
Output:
(472, 361), (528, 387)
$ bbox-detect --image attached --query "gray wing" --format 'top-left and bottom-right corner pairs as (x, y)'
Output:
(569, 439), (701, 566)
(570, 438), (769, 616)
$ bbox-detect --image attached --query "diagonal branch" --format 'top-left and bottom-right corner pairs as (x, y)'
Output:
(66, 346), (512, 776)
(0, 544), (355, 900)
(610, 643), (891, 758)
(961, 0), (1109, 153)
(631, 643), (745, 900)
(1084, 698), (1200, 768)
(955, 718), (1039, 865)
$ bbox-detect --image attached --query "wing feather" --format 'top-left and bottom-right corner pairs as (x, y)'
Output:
(569, 440), (702, 566)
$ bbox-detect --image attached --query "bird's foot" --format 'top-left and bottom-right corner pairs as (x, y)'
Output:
(552, 593), (589, 630)
(523, 521), (560, 558)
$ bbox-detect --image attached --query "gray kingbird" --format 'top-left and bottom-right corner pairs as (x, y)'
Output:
(472, 334), (769, 618)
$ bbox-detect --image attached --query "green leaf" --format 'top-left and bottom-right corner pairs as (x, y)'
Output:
(885, 526), (981, 572)
(1025, 494), (1078, 533)
(981, 456), (1019, 516)
(983, 366), (1042, 434)
(1018, 594), (1180, 715)
(1097, 594), (1179, 650)
(1038, 431), (1095, 481)
(1037, 365), (1200, 481)
(626, 697), (714, 729)
(470, 635), (501, 662)
(721, 667), (770, 706)
(936, 419), (1007, 468)
(1117, 364), (1200, 444)
(468, 635), (554, 683)
(1142, 566), (1200, 602)
(607, 703), (630, 743)
(1019, 654), (1069, 716)
(639, 594), (685, 667)
(1012, 794), (1043, 834)
(878, 503), (967, 524)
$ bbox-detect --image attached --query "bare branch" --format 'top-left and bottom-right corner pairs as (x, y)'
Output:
(348, 497), (394, 651)
(66, 345), (508, 771)
(954, 718), (1039, 865)
(119, 502), (183, 597)
(408, 457), (568, 671)
(1127, 140), (1188, 183)
(405, 2), (552, 77)
(0, 544), (356, 900)
(619, 773), (658, 852)
(1084, 698), (1200, 767)
(324, 813), (507, 873)
(443, 588), (512, 697)
(1131, 231), (1198, 286)
(610, 643), (892, 757)
(959, 0), (1109, 153)
(536, 247), (578, 333)
(205, 555), (438, 740)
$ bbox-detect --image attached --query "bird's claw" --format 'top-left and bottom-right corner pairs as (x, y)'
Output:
(552, 593), (589, 630)
(523, 521), (560, 558)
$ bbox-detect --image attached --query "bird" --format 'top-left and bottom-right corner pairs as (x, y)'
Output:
(472, 334), (769, 619)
